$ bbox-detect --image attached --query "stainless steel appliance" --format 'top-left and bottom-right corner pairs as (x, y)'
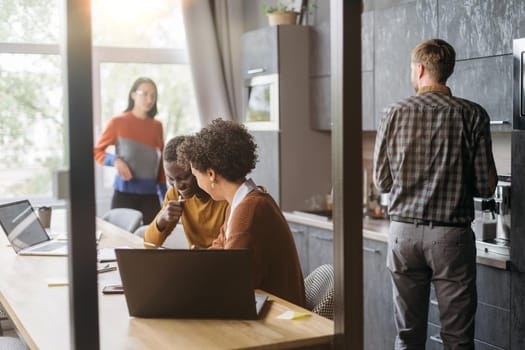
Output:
(474, 176), (511, 257)
(472, 197), (497, 241)
(512, 38), (525, 272)
(494, 177), (511, 241)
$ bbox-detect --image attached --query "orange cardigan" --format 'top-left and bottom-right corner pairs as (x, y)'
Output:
(211, 191), (305, 307)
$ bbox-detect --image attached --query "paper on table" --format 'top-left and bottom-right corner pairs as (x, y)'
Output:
(276, 310), (311, 320)
(98, 247), (117, 262)
(98, 246), (129, 262)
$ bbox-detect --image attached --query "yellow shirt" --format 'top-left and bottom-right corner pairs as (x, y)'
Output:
(144, 186), (228, 248)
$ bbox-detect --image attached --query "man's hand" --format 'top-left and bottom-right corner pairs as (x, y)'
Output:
(114, 158), (133, 181)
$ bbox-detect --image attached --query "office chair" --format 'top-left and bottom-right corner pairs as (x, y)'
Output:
(0, 337), (29, 350)
(0, 304), (10, 337)
(101, 208), (143, 233)
(133, 225), (149, 238)
(0, 305), (28, 350)
(304, 264), (334, 320)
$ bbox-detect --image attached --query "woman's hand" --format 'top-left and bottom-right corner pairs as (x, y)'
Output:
(156, 200), (184, 231)
(114, 158), (133, 181)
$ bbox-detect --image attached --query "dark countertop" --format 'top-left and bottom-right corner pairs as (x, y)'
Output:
(284, 212), (509, 270)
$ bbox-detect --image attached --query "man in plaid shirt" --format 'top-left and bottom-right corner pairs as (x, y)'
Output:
(374, 39), (497, 349)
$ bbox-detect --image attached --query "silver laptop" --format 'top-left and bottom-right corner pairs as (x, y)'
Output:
(115, 248), (268, 319)
(0, 200), (67, 256)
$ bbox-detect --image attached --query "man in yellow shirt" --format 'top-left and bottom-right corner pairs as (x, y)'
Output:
(144, 136), (228, 248)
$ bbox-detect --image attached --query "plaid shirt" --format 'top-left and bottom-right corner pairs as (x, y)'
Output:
(373, 85), (497, 224)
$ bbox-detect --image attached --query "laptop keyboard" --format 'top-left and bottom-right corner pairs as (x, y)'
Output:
(34, 242), (66, 252)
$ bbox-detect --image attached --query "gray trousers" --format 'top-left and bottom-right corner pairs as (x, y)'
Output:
(387, 221), (477, 350)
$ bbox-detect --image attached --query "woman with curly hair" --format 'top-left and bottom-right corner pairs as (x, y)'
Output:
(144, 136), (228, 248)
(177, 119), (305, 306)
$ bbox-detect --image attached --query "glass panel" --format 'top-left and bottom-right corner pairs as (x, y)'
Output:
(246, 85), (271, 122)
(243, 74), (279, 130)
(0, 53), (64, 198)
(0, 0), (60, 44)
(92, 0), (186, 49)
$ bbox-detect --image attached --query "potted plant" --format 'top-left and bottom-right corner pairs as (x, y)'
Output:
(263, 1), (316, 26)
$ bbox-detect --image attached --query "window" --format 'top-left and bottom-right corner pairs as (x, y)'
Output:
(0, 53), (63, 198)
(0, 0), (199, 206)
(0, 0), (60, 44)
(92, 0), (186, 49)
(0, 0), (62, 200)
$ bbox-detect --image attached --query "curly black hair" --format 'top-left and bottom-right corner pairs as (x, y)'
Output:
(163, 135), (187, 163)
(177, 119), (258, 182)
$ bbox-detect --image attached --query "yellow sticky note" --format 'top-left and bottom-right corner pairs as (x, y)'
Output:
(277, 310), (311, 320)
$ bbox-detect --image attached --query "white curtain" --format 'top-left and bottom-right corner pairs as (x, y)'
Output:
(181, 0), (244, 126)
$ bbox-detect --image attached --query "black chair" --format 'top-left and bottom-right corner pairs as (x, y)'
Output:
(102, 208), (143, 233)
(304, 264), (334, 320)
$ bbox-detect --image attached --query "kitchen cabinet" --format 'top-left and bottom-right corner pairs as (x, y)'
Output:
(289, 222), (309, 277)
(363, 238), (396, 350)
(288, 222), (333, 277)
(288, 220), (396, 349)
(241, 26), (278, 79)
(241, 26), (332, 211)
(287, 214), (519, 348)
(307, 228), (333, 273)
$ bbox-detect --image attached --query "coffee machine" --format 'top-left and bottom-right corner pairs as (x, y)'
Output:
(473, 175), (511, 256)
(494, 177), (511, 241)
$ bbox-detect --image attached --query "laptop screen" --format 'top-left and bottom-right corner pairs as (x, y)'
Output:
(0, 200), (50, 253)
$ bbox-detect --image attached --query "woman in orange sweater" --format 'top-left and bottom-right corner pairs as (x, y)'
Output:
(178, 119), (305, 306)
(144, 136), (228, 248)
(94, 77), (166, 223)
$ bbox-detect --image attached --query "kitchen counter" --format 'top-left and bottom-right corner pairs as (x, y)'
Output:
(284, 212), (509, 270)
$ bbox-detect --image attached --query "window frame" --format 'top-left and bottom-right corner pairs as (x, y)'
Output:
(0, 42), (190, 206)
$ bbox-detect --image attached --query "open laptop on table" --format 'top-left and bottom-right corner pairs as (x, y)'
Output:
(115, 248), (268, 319)
(0, 200), (67, 256)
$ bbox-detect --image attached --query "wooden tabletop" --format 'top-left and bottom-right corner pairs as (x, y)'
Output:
(0, 217), (334, 350)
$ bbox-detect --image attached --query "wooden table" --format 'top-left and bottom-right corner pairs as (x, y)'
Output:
(0, 218), (334, 349)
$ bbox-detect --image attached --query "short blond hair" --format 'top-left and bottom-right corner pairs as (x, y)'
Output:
(411, 39), (456, 83)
